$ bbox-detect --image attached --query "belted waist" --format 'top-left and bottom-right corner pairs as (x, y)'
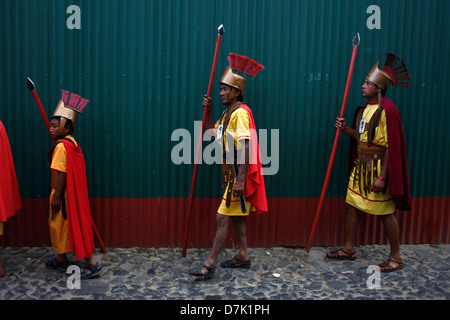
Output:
(357, 142), (386, 162)
(352, 142), (387, 196)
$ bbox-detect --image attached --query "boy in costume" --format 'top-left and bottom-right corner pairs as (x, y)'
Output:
(45, 90), (102, 279)
(190, 54), (268, 279)
(327, 53), (411, 272)
(0, 120), (22, 277)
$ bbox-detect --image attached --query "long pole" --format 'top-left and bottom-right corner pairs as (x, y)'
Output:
(26, 77), (107, 253)
(182, 25), (225, 257)
(306, 34), (360, 253)
(27, 78), (50, 133)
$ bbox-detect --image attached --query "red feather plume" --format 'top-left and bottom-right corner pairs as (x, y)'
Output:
(381, 52), (410, 88)
(61, 90), (90, 113)
(61, 90), (70, 105)
(228, 53), (265, 78)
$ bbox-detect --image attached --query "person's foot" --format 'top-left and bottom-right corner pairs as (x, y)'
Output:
(220, 255), (251, 268)
(46, 257), (71, 272)
(378, 258), (404, 272)
(187, 263), (216, 280)
(326, 248), (356, 260)
(81, 262), (103, 280)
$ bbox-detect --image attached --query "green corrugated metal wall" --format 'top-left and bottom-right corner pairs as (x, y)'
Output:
(1, 0), (449, 202)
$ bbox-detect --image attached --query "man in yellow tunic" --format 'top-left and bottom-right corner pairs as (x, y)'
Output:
(327, 53), (412, 273)
(189, 56), (267, 279)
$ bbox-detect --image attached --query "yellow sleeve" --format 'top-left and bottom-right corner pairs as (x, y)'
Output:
(233, 108), (251, 141)
(50, 143), (67, 173)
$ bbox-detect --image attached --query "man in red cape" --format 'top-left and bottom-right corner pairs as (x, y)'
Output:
(350, 97), (411, 211)
(45, 91), (102, 279)
(189, 60), (267, 279)
(0, 120), (22, 277)
(327, 53), (411, 273)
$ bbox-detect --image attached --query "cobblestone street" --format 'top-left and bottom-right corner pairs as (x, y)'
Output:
(1, 244), (448, 302)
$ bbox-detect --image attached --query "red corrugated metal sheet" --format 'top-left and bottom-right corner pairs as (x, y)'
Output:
(1, 197), (449, 248)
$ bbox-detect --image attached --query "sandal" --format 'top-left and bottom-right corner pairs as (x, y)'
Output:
(220, 256), (251, 269)
(326, 249), (356, 260)
(188, 264), (216, 280)
(81, 262), (103, 280)
(46, 258), (72, 272)
(378, 258), (404, 273)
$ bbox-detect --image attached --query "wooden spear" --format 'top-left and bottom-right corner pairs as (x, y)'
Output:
(26, 77), (107, 253)
(306, 33), (360, 253)
(182, 24), (225, 257)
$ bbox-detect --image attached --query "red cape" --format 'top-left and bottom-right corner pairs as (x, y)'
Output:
(0, 121), (21, 222)
(60, 139), (95, 259)
(238, 105), (268, 214)
(350, 98), (412, 211)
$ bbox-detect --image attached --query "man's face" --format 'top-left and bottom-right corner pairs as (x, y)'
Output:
(220, 84), (237, 106)
(362, 80), (379, 100)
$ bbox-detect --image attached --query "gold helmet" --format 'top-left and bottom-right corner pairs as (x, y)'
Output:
(366, 53), (410, 90)
(52, 90), (89, 133)
(220, 66), (246, 97)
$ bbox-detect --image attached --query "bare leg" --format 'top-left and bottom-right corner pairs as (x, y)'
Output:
(343, 204), (360, 254)
(327, 204), (359, 258)
(231, 216), (248, 261)
(203, 213), (230, 273)
(57, 253), (68, 263)
(379, 213), (403, 270)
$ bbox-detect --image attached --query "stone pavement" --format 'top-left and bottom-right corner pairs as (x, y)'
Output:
(0, 244), (448, 302)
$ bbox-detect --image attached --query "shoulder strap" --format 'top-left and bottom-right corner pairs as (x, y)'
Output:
(355, 106), (383, 145)
(366, 107), (383, 145)
(221, 102), (243, 154)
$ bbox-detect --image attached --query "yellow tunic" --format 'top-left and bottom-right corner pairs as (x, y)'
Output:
(0, 222), (3, 236)
(215, 108), (255, 216)
(48, 135), (78, 254)
(346, 103), (396, 215)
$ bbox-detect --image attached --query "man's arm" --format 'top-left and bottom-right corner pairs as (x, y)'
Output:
(371, 148), (388, 193)
(233, 139), (250, 197)
(202, 95), (215, 130)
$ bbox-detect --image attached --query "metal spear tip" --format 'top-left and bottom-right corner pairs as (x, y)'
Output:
(218, 24), (225, 36)
(353, 33), (360, 46)
(26, 77), (36, 91)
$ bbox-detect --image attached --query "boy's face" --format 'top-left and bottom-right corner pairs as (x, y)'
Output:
(49, 118), (61, 141)
(49, 118), (69, 141)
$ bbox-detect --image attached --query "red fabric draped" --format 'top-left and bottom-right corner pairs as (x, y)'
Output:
(0, 121), (21, 222)
(239, 105), (268, 214)
(61, 140), (95, 259)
